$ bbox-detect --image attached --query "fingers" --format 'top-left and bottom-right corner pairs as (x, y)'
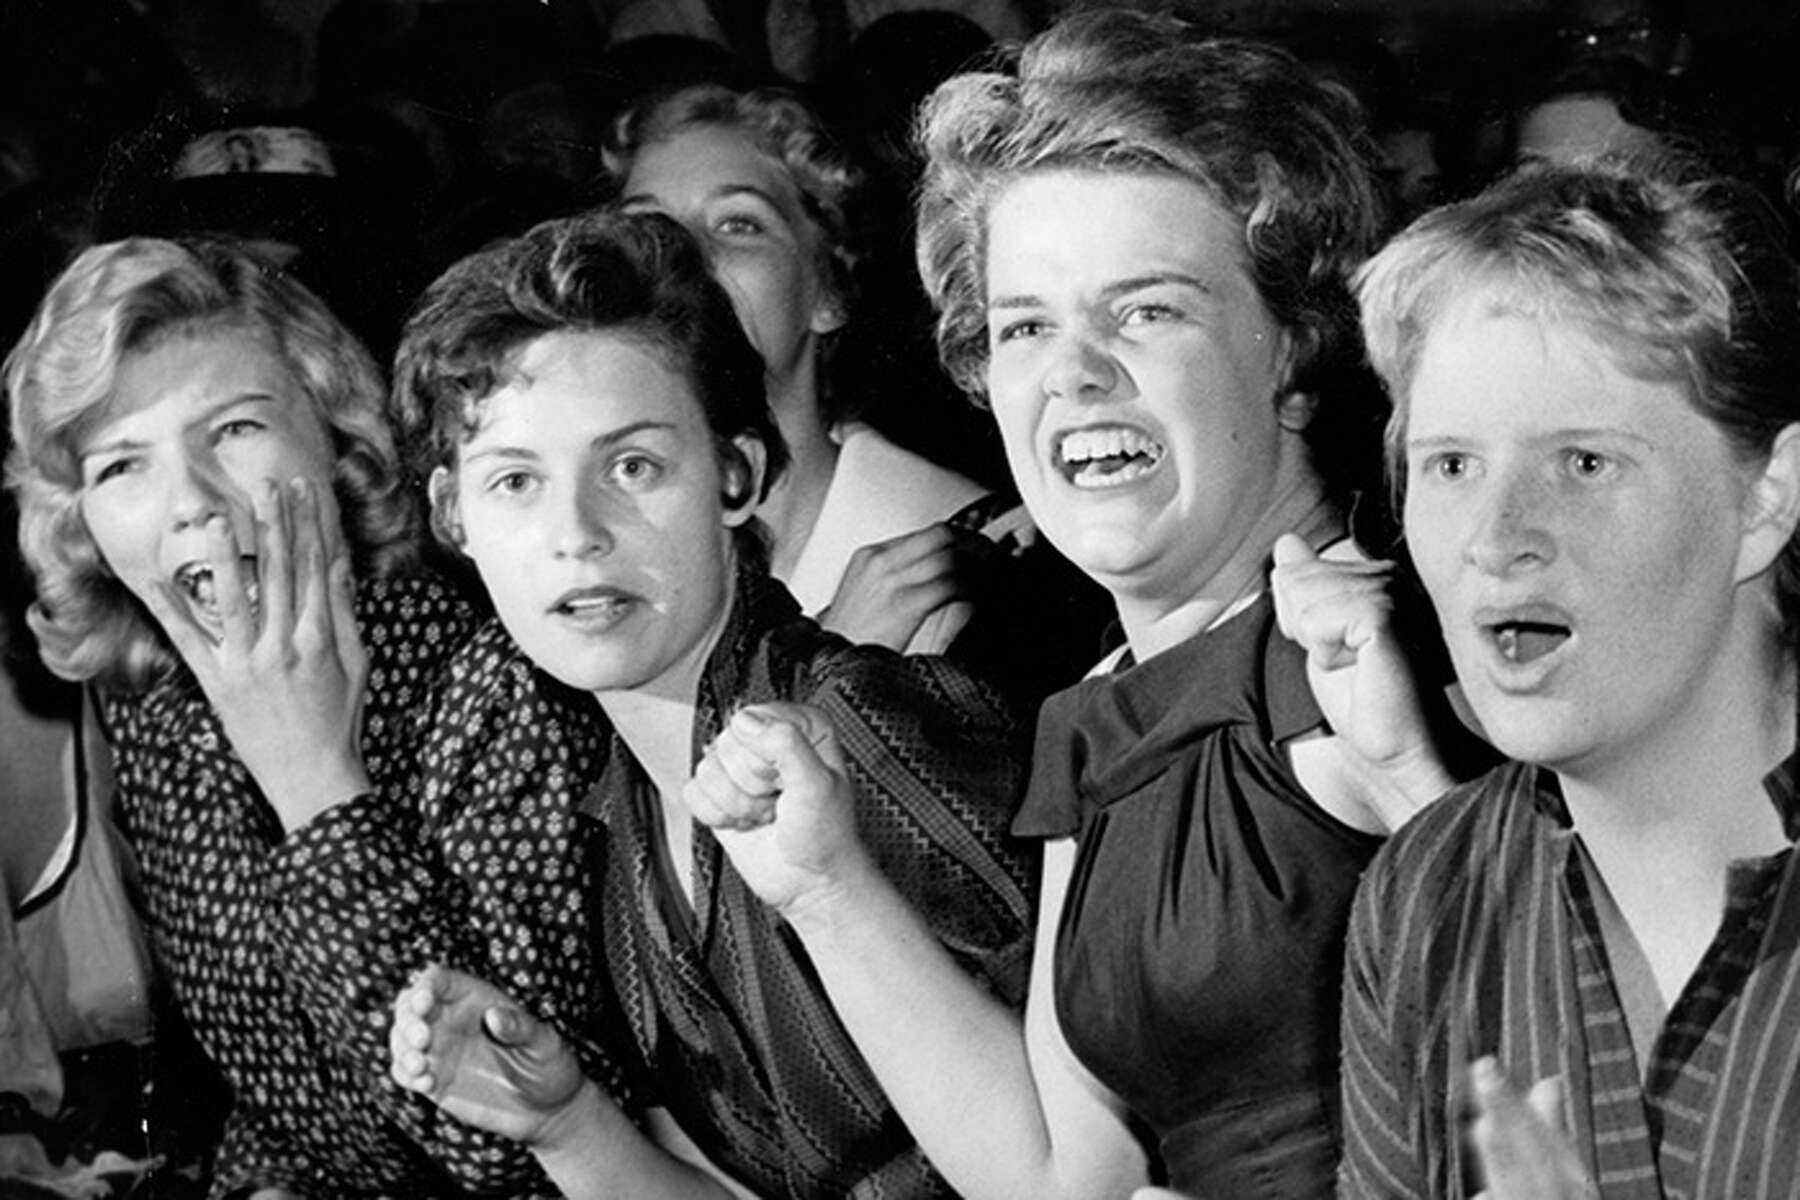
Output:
(254, 481), (294, 645)
(1272, 534), (1397, 670)
(1468, 1060), (1592, 1199)
(206, 513), (257, 657)
(1524, 1075), (1569, 1134)
(686, 704), (847, 832)
(390, 967), (444, 1094)
(1271, 532), (1315, 570)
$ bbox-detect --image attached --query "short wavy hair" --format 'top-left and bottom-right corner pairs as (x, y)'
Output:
(605, 82), (868, 319)
(4, 237), (415, 691)
(915, 9), (1385, 413)
(1358, 154), (1800, 636)
(391, 208), (786, 549)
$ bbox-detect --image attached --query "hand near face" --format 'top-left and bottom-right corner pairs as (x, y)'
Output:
(1272, 533), (1450, 828)
(139, 476), (370, 832)
(685, 703), (869, 917)
(389, 964), (589, 1147)
(820, 523), (988, 655)
(1469, 1058), (1597, 1200)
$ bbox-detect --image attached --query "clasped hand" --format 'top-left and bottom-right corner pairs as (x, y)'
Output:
(684, 702), (869, 920)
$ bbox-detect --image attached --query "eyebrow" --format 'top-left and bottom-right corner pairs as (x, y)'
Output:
(622, 183), (788, 214)
(1405, 427), (1657, 451)
(461, 419), (680, 465)
(987, 271), (1215, 311)
(80, 393), (281, 462)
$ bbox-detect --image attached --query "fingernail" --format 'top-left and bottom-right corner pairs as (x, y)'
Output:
(733, 706), (771, 732)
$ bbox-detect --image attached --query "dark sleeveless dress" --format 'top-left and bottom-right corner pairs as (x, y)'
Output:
(1013, 596), (1383, 1198)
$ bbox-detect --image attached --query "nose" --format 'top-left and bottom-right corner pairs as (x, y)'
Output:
(1041, 331), (1121, 403)
(1464, 468), (1556, 576)
(553, 481), (615, 560)
(167, 452), (230, 532)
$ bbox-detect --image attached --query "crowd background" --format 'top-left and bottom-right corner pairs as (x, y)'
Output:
(2, 0), (1797, 480)
(2, 0), (1799, 1195)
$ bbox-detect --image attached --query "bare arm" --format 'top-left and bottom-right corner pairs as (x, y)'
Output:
(689, 706), (1148, 1200)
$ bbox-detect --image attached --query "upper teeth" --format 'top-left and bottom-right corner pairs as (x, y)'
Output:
(1060, 428), (1164, 465)
(173, 561), (259, 611)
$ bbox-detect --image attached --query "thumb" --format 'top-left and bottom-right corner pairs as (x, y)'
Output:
(482, 1003), (536, 1048)
(1271, 532), (1318, 569)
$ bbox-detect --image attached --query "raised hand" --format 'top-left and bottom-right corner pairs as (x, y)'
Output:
(684, 703), (869, 918)
(1468, 1059), (1597, 1200)
(820, 523), (988, 654)
(1272, 533), (1450, 826)
(139, 477), (369, 831)
(389, 964), (588, 1147)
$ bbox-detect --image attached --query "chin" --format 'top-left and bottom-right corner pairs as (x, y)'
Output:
(1467, 699), (1594, 771)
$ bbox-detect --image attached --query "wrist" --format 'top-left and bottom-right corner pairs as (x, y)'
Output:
(534, 1078), (612, 1155)
(272, 761), (373, 833)
(1366, 743), (1454, 831)
(779, 851), (891, 943)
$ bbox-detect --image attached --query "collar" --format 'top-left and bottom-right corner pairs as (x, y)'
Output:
(1052, 594), (1322, 807)
(782, 423), (988, 615)
(1528, 748), (1800, 842)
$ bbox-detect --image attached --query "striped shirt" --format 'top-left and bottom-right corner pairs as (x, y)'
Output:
(1340, 757), (1800, 1199)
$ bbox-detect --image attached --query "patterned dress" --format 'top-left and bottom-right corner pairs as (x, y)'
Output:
(99, 572), (547, 1199)
(587, 561), (1037, 1199)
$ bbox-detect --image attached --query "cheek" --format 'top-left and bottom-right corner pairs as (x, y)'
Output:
(1401, 496), (1461, 592)
(78, 496), (139, 571)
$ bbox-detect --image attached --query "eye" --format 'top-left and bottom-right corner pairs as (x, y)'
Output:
(607, 452), (663, 489)
(1421, 451), (1472, 481)
(1119, 302), (1182, 327)
(714, 211), (767, 237)
(1563, 448), (1614, 479)
(992, 317), (1048, 346)
(216, 417), (264, 440)
(90, 457), (137, 485)
(487, 469), (538, 497)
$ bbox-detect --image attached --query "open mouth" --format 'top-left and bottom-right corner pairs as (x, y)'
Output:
(1055, 426), (1166, 489)
(550, 586), (635, 622)
(174, 558), (260, 614)
(1488, 620), (1570, 665)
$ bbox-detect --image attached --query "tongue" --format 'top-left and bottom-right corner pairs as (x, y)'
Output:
(1499, 624), (1568, 664)
(1074, 452), (1143, 480)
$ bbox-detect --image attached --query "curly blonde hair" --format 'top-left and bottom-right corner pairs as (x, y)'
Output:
(5, 237), (418, 691)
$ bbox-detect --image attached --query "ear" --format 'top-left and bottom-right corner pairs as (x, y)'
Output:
(809, 280), (848, 336)
(1277, 389), (1319, 433)
(721, 435), (768, 528)
(1269, 327), (1316, 433)
(427, 465), (466, 550)
(1735, 422), (1800, 584)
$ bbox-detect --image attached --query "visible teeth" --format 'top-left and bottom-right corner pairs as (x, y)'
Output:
(1494, 622), (1568, 664)
(1059, 428), (1164, 465)
(1058, 428), (1166, 489)
(561, 595), (626, 614)
(173, 561), (259, 612)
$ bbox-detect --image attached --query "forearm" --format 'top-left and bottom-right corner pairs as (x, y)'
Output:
(785, 861), (1144, 1200)
(1355, 742), (1457, 834)
(533, 1083), (741, 1200)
